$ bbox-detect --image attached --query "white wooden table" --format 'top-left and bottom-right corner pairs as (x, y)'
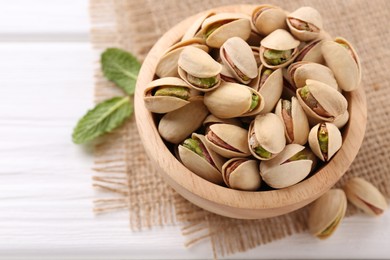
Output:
(0, 0), (389, 259)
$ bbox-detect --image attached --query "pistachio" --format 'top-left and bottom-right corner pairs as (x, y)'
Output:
(252, 5), (287, 35)
(308, 189), (347, 239)
(203, 114), (242, 134)
(222, 158), (261, 191)
(178, 133), (224, 184)
(260, 144), (317, 189)
(308, 122), (342, 162)
(344, 177), (388, 216)
(296, 39), (325, 64)
(263, 49), (292, 66)
(287, 7), (323, 41)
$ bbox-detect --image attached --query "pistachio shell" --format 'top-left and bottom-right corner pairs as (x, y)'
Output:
(249, 113), (286, 160)
(344, 177), (388, 216)
(178, 133), (224, 184)
(158, 97), (209, 144)
(275, 97), (309, 145)
(260, 29), (300, 69)
(182, 11), (216, 41)
(308, 189), (347, 239)
(203, 114), (242, 128)
(205, 124), (250, 158)
(288, 61), (338, 90)
(250, 46), (262, 67)
(222, 158), (261, 191)
(198, 13), (251, 48)
(220, 64), (238, 83)
(333, 110), (349, 129)
(220, 37), (258, 84)
(252, 5), (287, 35)
(308, 122), (342, 161)
(296, 79), (348, 123)
(322, 37), (362, 91)
(178, 46), (222, 92)
(287, 6), (322, 41)
(250, 65), (283, 113)
(144, 77), (194, 113)
(296, 39), (325, 64)
(204, 82), (264, 118)
(156, 38), (209, 78)
(260, 144), (315, 188)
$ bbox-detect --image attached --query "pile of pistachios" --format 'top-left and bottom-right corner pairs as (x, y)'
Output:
(143, 5), (362, 191)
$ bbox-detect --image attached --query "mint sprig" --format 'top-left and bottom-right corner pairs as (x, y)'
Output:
(72, 48), (140, 144)
(101, 48), (141, 95)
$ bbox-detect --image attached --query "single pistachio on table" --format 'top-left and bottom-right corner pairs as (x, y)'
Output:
(275, 97), (309, 145)
(308, 189), (347, 239)
(196, 13), (251, 48)
(178, 46), (222, 92)
(205, 123), (251, 158)
(204, 82), (264, 118)
(143, 77), (199, 113)
(296, 79), (348, 124)
(158, 97), (208, 144)
(220, 37), (258, 84)
(249, 65), (283, 113)
(308, 122), (342, 162)
(260, 29), (300, 69)
(287, 6), (323, 42)
(155, 38), (209, 78)
(182, 11), (216, 41)
(344, 177), (388, 216)
(248, 113), (286, 160)
(251, 5), (287, 36)
(295, 39), (325, 64)
(203, 114), (242, 134)
(322, 37), (362, 91)
(178, 133), (225, 184)
(222, 158), (261, 191)
(260, 144), (317, 189)
(288, 61), (339, 90)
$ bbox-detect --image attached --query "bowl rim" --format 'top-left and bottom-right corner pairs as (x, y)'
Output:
(134, 4), (367, 211)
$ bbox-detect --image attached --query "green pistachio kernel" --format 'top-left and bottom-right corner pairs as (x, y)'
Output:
(299, 85), (310, 99)
(187, 74), (217, 89)
(317, 214), (343, 239)
(318, 124), (329, 155)
(254, 145), (272, 159)
(182, 138), (204, 157)
(288, 151), (308, 161)
(154, 87), (189, 100)
(249, 93), (259, 111)
(264, 49), (293, 65)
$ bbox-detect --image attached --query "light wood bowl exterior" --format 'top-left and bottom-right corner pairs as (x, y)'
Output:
(134, 5), (367, 219)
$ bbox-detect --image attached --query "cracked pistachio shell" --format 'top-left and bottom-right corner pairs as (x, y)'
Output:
(182, 11), (216, 41)
(260, 144), (315, 189)
(252, 5), (287, 35)
(156, 38), (209, 78)
(248, 113), (286, 160)
(250, 65), (283, 113)
(222, 158), (261, 191)
(220, 37), (258, 84)
(308, 123), (342, 162)
(204, 82), (264, 118)
(205, 124), (251, 158)
(288, 61), (338, 90)
(287, 6), (323, 42)
(197, 13), (251, 48)
(220, 64), (238, 83)
(178, 133), (224, 184)
(260, 29), (300, 69)
(344, 177), (388, 216)
(275, 97), (309, 145)
(178, 46), (222, 92)
(158, 97), (208, 144)
(333, 110), (349, 129)
(322, 37), (362, 92)
(308, 189), (347, 239)
(296, 79), (348, 123)
(296, 39), (325, 64)
(144, 77), (197, 113)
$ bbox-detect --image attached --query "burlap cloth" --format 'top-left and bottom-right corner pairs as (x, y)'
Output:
(90, 0), (390, 257)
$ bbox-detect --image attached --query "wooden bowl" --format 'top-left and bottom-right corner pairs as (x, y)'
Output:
(134, 5), (367, 219)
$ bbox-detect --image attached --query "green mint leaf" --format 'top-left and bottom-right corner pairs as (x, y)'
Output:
(101, 48), (141, 95)
(72, 96), (133, 144)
